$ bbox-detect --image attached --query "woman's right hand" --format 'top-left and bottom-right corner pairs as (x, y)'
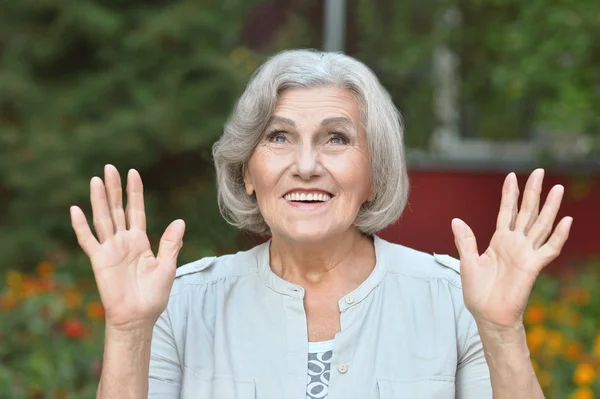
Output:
(70, 164), (186, 332)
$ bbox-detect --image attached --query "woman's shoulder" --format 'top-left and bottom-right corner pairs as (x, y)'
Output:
(376, 236), (462, 288)
(169, 241), (268, 295)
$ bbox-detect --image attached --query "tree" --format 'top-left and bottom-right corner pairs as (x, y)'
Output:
(0, 0), (261, 271)
(354, 0), (600, 153)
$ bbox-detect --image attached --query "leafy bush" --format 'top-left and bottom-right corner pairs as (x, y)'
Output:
(0, 261), (104, 398)
(526, 258), (600, 398)
(0, 0), (260, 272)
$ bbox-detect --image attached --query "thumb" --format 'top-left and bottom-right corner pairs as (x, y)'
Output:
(451, 218), (479, 262)
(157, 219), (186, 265)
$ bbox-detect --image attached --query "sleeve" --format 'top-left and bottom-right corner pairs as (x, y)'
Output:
(455, 314), (493, 399)
(148, 306), (182, 398)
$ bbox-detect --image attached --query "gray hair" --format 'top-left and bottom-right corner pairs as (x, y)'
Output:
(212, 49), (409, 235)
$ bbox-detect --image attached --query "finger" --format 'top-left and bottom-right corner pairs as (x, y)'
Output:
(70, 205), (100, 256)
(537, 217), (573, 265)
(125, 169), (146, 231)
(528, 185), (565, 249)
(104, 164), (127, 232)
(496, 173), (520, 230)
(451, 218), (479, 263)
(514, 169), (544, 234)
(157, 220), (186, 266)
(90, 177), (115, 243)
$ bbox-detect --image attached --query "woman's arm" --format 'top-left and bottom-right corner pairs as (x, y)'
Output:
(69, 165), (186, 398)
(476, 322), (543, 399)
(451, 169), (572, 398)
(97, 328), (154, 399)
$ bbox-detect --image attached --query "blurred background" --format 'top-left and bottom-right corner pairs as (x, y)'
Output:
(0, 0), (598, 397)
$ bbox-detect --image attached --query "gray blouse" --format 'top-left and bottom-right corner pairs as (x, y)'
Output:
(149, 235), (492, 398)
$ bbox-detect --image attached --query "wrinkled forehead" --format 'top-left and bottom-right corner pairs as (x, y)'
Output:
(270, 86), (365, 131)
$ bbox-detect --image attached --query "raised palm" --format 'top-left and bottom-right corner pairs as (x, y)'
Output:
(70, 165), (185, 331)
(452, 169), (573, 328)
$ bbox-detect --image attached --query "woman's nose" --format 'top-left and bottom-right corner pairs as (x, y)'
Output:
(293, 144), (323, 180)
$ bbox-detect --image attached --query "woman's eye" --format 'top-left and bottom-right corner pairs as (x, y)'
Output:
(329, 134), (348, 145)
(267, 132), (287, 143)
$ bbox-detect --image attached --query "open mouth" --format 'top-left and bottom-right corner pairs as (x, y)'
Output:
(283, 192), (333, 204)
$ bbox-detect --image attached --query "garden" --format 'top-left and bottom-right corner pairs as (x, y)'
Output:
(0, 0), (598, 397)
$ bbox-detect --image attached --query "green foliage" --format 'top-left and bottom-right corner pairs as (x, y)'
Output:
(2, 0), (598, 272)
(0, 264), (105, 398)
(0, 0), (262, 271)
(355, 0), (439, 148)
(354, 0), (600, 146)
(525, 258), (600, 398)
(0, 2), (599, 396)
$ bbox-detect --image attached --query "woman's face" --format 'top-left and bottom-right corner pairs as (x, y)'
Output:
(244, 87), (373, 243)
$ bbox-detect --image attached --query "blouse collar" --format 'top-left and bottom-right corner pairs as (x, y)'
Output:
(256, 235), (388, 311)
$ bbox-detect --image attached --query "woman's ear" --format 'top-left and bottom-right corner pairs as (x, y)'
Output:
(366, 185), (375, 202)
(242, 164), (255, 196)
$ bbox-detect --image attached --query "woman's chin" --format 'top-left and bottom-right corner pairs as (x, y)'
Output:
(271, 222), (348, 244)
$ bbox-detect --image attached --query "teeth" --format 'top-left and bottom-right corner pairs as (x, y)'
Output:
(284, 192), (332, 202)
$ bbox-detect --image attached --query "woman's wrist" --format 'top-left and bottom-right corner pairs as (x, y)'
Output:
(97, 325), (154, 399)
(475, 320), (527, 344)
(475, 320), (531, 364)
(475, 320), (543, 399)
(104, 324), (154, 347)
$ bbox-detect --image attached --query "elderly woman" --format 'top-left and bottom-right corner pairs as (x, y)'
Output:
(70, 50), (572, 399)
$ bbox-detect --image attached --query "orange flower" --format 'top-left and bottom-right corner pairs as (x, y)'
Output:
(62, 287), (83, 308)
(564, 341), (584, 361)
(563, 287), (591, 305)
(565, 310), (583, 327)
(61, 319), (87, 339)
(5, 270), (23, 289)
(85, 301), (105, 321)
(574, 363), (596, 386)
(38, 278), (57, 292)
(35, 261), (54, 278)
(524, 303), (546, 324)
(570, 386), (594, 399)
(0, 290), (18, 309)
(21, 276), (45, 298)
(527, 325), (546, 353)
(546, 330), (564, 354)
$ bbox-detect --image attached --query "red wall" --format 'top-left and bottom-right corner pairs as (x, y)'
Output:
(378, 169), (600, 271)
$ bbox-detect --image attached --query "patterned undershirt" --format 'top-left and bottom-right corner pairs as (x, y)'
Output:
(306, 339), (335, 399)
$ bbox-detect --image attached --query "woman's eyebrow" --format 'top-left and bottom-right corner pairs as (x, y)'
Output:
(320, 117), (354, 128)
(269, 116), (296, 126)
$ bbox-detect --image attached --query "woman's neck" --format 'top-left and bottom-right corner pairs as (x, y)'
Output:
(268, 229), (376, 289)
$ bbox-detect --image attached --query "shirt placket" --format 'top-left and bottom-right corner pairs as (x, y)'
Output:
(283, 287), (308, 399)
(326, 294), (360, 399)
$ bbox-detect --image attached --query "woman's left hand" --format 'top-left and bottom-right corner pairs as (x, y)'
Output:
(451, 169), (573, 329)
